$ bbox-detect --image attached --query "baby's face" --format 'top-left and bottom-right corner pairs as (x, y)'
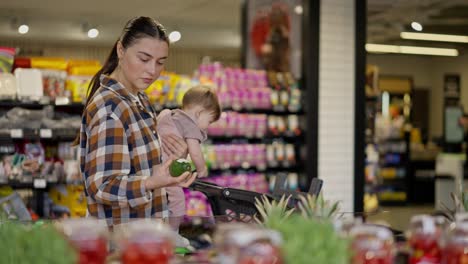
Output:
(197, 110), (216, 131)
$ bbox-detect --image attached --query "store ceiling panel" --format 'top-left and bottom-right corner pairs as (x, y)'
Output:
(368, 0), (468, 53)
(0, 0), (242, 48)
(1, 0), (467, 52)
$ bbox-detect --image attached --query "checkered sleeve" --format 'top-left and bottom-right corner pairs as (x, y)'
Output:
(84, 113), (152, 208)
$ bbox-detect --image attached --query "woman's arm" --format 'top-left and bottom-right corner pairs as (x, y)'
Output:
(83, 114), (152, 208)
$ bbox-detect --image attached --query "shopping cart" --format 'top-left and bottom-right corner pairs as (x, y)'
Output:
(189, 175), (323, 222)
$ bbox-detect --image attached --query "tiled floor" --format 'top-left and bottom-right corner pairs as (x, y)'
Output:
(366, 205), (435, 232)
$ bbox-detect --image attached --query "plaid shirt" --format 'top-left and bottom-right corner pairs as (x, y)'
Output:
(80, 75), (167, 226)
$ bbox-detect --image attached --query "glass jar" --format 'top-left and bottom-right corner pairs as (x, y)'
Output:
(114, 219), (175, 264)
(59, 218), (108, 264)
(408, 215), (446, 264)
(350, 224), (394, 264)
(441, 221), (468, 264)
(215, 223), (284, 264)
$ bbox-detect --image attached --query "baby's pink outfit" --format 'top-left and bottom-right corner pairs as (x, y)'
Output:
(157, 109), (207, 217)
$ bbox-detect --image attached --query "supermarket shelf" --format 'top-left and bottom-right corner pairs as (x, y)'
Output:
(0, 128), (78, 141)
(155, 105), (305, 116)
(223, 107), (305, 116)
(0, 180), (58, 189)
(378, 200), (407, 206)
(208, 165), (303, 175)
(0, 100), (84, 109)
(208, 134), (304, 143)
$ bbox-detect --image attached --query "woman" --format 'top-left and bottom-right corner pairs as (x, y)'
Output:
(79, 16), (196, 226)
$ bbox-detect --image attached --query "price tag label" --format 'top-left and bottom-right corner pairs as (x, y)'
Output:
(10, 129), (23, 138)
(40, 129), (53, 138)
(33, 179), (47, 189)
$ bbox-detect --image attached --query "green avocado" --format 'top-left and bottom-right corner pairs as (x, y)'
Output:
(169, 159), (192, 177)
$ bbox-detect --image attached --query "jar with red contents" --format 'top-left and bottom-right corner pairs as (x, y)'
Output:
(215, 223), (284, 264)
(114, 219), (175, 264)
(350, 224), (395, 264)
(441, 221), (468, 264)
(59, 218), (109, 264)
(408, 215), (446, 264)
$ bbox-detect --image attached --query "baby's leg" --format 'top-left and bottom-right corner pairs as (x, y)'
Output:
(166, 186), (186, 231)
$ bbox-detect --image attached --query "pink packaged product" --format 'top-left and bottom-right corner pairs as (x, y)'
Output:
(235, 114), (247, 137)
(253, 144), (267, 170)
(217, 90), (230, 109)
(247, 173), (269, 193)
(238, 70), (247, 90)
(244, 115), (256, 138)
(254, 115), (268, 138)
(185, 190), (212, 217)
(212, 146), (222, 169)
(259, 88), (272, 109)
(229, 89), (241, 110)
(237, 89), (248, 109)
(225, 112), (237, 136)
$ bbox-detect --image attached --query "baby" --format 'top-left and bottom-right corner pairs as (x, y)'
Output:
(157, 85), (221, 227)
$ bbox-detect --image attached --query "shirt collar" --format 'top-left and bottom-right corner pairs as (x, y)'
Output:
(99, 74), (140, 103)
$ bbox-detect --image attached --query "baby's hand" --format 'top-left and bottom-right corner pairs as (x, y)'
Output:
(197, 169), (208, 178)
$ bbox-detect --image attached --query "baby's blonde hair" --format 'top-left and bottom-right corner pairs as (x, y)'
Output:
(182, 85), (221, 121)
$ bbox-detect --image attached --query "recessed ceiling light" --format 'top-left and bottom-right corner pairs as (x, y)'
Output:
(169, 31), (181, 43)
(411, 22), (423, 32)
(401, 32), (468, 43)
(18, 24), (29, 34)
(87, 28), (99, 38)
(366, 43), (458, 57)
(294, 5), (303, 15)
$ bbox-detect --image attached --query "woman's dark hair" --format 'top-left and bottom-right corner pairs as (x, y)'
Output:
(73, 16), (168, 146)
(86, 16), (169, 105)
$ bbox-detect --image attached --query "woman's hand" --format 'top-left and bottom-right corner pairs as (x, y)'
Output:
(161, 134), (188, 159)
(145, 158), (197, 190)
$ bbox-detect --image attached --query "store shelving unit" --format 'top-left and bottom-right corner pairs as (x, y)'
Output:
(375, 76), (413, 206)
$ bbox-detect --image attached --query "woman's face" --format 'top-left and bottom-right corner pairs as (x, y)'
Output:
(117, 37), (168, 94)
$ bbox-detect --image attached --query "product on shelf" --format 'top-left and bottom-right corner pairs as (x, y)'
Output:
(0, 73), (17, 99)
(350, 225), (394, 264)
(214, 224), (284, 264)
(48, 185), (87, 218)
(441, 220), (468, 263)
(14, 68), (44, 101)
(40, 69), (68, 99)
(114, 219), (176, 264)
(66, 60), (101, 103)
(0, 47), (16, 73)
(197, 62), (301, 112)
(203, 143), (289, 171)
(408, 215), (446, 264)
(58, 218), (108, 264)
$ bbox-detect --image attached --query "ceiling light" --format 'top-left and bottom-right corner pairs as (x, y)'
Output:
(87, 28), (99, 38)
(401, 32), (468, 43)
(411, 22), (423, 31)
(169, 31), (181, 43)
(294, 5), (303, 15)
(366, 43), (458, 57)
(18, 24), (29, 34)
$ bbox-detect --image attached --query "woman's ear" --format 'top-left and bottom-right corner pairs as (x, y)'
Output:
(116, 41), (124, 60)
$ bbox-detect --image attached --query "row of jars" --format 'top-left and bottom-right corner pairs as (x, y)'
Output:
(56, 213), (468, 264)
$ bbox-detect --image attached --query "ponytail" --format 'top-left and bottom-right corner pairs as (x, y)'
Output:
(71, 42), (119, 146)
(86, 41), (119, 107)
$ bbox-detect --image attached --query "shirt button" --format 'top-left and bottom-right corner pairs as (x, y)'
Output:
(152, 130), (156, 134)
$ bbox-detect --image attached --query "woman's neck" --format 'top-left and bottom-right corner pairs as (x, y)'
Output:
(110, 67), (138, 96)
